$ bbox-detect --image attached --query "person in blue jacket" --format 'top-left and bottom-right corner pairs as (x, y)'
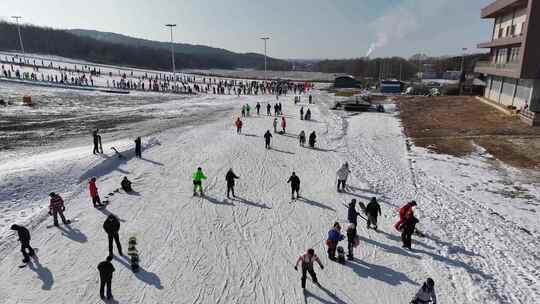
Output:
(326, 222), (345, 260)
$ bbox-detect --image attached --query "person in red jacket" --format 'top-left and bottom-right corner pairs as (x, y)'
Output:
(281, 117), (287, 133)
(394, 201), (417, 231)
(89, 177), (104, 208)
(49, 192), (70, 226)
(235, 117), (242, 134)
(294, 248), (324, 289)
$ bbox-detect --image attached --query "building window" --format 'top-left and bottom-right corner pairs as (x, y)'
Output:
(511, 24), (516, 36)
(506, 26), (510, 36)
(498, 28), (504, 38)
(509, 47), (520, 63)
(521, 22), (526, 35)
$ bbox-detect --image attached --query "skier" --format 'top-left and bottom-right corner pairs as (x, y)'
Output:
(10, 224), (35, 263)
(287, 172), (301, 200)
(235, 117), (243, 134)
(192, 167), (208, 196)
(256, 102), (261, 115)
(97, 255), (115, 300)
(336, 162), (351, 192)
(298, 130), (306, 146)
(89, 177), (104, 208)
(326, 222), (344, 261)
(309, 94), (313, 104)
(103, 214), (123, 256)
(246, 104), (251, 116)
(411, 278), (437, 304)
(274, 104), (279, 116)
(272, 118), (278, 133)
(92, 129), (100, 154)
(121, 176), (133, 193)
(401, 211), (419, 249)
(346, 223), (358, 260)
(241, 105), (246, 117)
(225, 168), (239, 198)
(394, 201), (417, 231)
(305, 108), (311, 121)
(308, 131), (317, 148)
(347, 199), (361, 227)
(281, 117), (287, 133)
(266, 103), (271, 116)
(294, 248), (324, 289)
(134, 137), (142, 158)
(264, 130), (272, 149)
(300, 106), (304, 120)
(49, 192), (70, 226)
(365, 197), (382, 230)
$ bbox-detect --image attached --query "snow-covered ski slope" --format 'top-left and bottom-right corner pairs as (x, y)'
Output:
(0, 89), (539, 304)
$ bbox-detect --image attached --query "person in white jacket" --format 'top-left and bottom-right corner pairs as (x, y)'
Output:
(294, 248), (324, 289)
(411, 278), (437, 304)
(336, 162), (351, 192)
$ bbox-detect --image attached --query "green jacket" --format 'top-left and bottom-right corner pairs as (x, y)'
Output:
(192, 170), (207, 181)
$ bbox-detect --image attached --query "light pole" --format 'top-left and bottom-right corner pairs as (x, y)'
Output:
(260, 37), (270, 79)
(165, 24), (177, 81)
(11, 16), (25, 54)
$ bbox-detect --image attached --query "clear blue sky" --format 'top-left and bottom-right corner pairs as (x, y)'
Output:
(1, 0), (494, 59)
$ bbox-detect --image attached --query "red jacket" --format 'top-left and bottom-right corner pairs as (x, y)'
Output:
(235, 119), (242, 128)
(89, 180), (98, 197)
(49, 195), (64, 210)
(281, 118), (286, 128)
(399, 203), (415, 221)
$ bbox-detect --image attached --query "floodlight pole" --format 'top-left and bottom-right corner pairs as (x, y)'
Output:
(261, 37), (270, 79)
(166, 24), (177, 81)
(11, 16), (25, 54)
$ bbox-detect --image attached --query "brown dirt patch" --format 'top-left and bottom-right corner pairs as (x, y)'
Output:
(398, 96), (540, 169)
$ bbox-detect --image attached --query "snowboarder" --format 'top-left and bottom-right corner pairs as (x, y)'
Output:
(394, 201), (417, 231)
(280, 117), (287, 133)
(121, 176), (133, 193)
(336, 162), (351, 192)
(401, 211), (419, 249)
(127, 237), (140, 272)
(264, 130), (272, 149)
(103, 214), (123, 256)
(89, 177), (104, 208)
(272, 118), (278, 133)
(305, 108), (311, 120)
(134, 137), (142, 158)
(346, 223), (358, 260)
(287, 172), (301, 200)
(411, 278), (437, 304)
(294, 248), (324, 289)
(49, 192), (69, 226)
(192, 167), (208, 196)
(97, 255), (115, 300)
(266, 103), (271, 116)
(235, 117), (243, 134)
(326, 222), (344, 261)
(308, 131), (317, 148)
(365, 197), (382, 230)
(298, 130), (306, 146)
(10, 224), (35, 263)
(300, 106), (304, 120)
(347, 199), (361, 227)
(225, 168), (239, 198)
(256, 102), (261, 115)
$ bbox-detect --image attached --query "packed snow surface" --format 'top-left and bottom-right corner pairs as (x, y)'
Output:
(0, 86), (539, 304)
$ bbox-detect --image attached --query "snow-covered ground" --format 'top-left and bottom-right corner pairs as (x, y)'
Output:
(0, 84), (539, 303)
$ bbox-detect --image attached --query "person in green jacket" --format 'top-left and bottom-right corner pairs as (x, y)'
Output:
(192, 167), (207, 196)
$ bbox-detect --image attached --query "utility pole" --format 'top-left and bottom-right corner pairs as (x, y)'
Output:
(260, 37), (270, 79)
(460, 47), (468, 95)
(165, 24), (177, 81)
(11, 16), (25, 54)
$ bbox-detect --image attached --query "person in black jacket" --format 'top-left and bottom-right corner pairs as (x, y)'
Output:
(225, 168), (239, 198)
(401, 211), (419, 249)
(10, 224), (35, 263)
(347, 199), (361, 227)
(308, 131), (316, 148)
(121, 177), (133, 193)
(346, 223), (357, 260)
(365, 197), (382, 230)
(264, 130), (273, 149)
(287, 172), (301, 200)
(103, 215), (123, 256)
(134, 137), (142, 158)
(97, 256), (115, 300)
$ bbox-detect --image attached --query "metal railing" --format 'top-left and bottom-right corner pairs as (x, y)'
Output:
(475, 61), (520, 70)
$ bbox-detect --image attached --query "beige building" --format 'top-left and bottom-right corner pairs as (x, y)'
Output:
(475, 0), (540, 125)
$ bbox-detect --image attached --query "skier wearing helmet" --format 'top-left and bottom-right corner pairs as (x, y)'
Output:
(294, 248), (324, 289)
(411, 278), (437, 304)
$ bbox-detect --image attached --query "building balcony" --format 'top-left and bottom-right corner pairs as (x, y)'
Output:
(481, 0), (528, 18)
(477, 35), (523, 48)
(474, 61), (521, 78)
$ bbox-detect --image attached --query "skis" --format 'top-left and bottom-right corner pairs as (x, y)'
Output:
(46, 218), (79, 229)
(18, 249), (39, 268)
